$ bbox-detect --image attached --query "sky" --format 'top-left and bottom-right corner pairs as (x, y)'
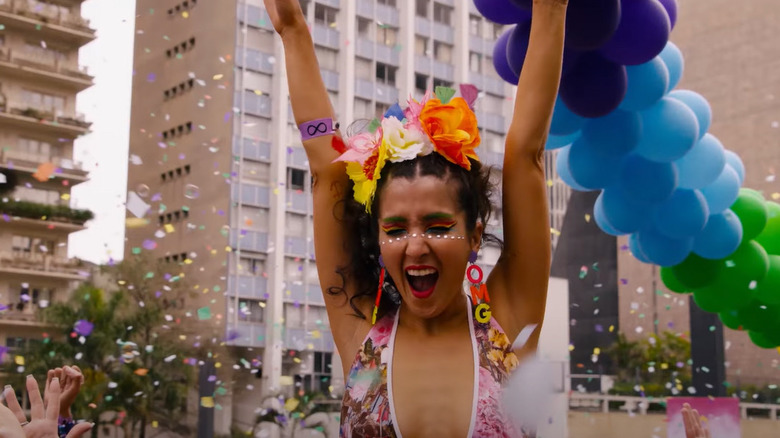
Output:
(68, 0), (136, 264)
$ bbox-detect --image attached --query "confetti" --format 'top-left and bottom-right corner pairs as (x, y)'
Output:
(33, 162), (56, 182)
(197, 307), (212, 320)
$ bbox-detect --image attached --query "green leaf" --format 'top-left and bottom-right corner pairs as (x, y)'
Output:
(435, 86), (456, 104)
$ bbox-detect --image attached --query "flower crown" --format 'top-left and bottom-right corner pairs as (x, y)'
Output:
(331, 85), (482, 212)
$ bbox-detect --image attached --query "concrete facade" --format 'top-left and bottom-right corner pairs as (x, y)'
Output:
(0, 0), (94, 366)
(617, 0), (780, 387)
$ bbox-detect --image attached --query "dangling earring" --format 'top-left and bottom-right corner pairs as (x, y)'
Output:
(373, 255), (386, 325)
(467, 250), (492, 324)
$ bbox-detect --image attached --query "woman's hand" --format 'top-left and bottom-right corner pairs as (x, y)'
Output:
(2, 375), (92, 438)
(43, 366), (83, 419)
(262, 0), (307, 37)
(0, 401), (25, 438)
(682, 403), (712, 438)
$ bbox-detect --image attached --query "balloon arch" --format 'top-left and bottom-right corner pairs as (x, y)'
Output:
(474, 0), (780, 349)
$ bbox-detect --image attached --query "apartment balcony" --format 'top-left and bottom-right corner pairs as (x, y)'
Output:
(0, 306), (55, 328)
(226, 320), (335, 351)
(0, 149), (89, 184)
(0, 200), (93, 232)
(0, 102), (91, 137)
(0, 0), (96, 47)
(0, 252), (87, 281)
(0, 47), (93, 91)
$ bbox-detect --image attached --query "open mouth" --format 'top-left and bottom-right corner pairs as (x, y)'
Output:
(405, 266), (439, 299)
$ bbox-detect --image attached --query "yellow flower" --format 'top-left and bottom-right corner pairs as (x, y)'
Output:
(503, 352), (519, 371)
(488, 328), (511, 350)
(487, 349), (505, 365)
(345, 141), (388, 212)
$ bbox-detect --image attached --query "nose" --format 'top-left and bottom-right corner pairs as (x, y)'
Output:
(404, 233), (430, 260)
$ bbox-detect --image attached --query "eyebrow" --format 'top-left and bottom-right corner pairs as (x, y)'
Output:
(380, 213), (455, 223)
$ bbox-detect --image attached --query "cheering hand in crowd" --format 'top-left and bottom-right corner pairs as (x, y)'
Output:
(262, 0), (307, 37)
(682, 403), (712, 438)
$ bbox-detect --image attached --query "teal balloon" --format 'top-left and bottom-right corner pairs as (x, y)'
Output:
(636, 227), (693, 267)
(731, 190), (769, 241)
(714, 241), (770, 294)
(692, 209), (743, 260)
(724, 150), (745, 185)
(661, 266), (688, 293)
(582, 110), (643, 156)
(719, 310), (742, 330)
(550, 97), (585, 136)
(620, 57), (670, 111)
(545, 131), (581, 150)
(629, 233), (653, 264)
(675, 134), (726, 189)
(594, 192), (627, 236)
(568, 137), (625, 190)
(654, 189), (709, 239)
(599, 187), (655, 234)
(756, 201), (780, 255)
(619, 154), (679, 203)
(748, 331), (780, 349)
(555, 145), (590, 191)
(753, 255), (780, 305)
(668, 90), (712, 139)
(700, 165), (741, 214)
(659, 41), (684, 92)
(635, 97), (699, 163)
(672, 252), (722, 289)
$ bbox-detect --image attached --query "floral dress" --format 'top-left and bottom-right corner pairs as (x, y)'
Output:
(339, 296), (529, 437)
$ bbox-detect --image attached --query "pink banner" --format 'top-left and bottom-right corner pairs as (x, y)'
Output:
(667, 397), (740, 438)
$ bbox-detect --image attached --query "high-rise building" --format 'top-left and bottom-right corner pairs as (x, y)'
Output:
(0, 0), (94, 361)
(126, 0), (568, 431)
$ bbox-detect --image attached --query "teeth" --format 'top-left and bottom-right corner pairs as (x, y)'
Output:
(406, 268), (437, 276)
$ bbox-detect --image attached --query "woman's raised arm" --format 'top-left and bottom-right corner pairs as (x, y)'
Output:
(264, 0), (371, 360)
(488, 0), (567, 351)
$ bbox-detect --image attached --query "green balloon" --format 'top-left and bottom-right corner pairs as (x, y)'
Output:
(719, 310), (743, 330)
(748, 331), (780, 349)
(713, 241), (770, 294)
(755, 201), (780, 256)
(736, 300), (780, 332)
(671, 253), (721, 289)
(693, 284), (753, 313)
(731, 191), (769, 241)
(753, 255), (780, 305)
(740, 188), (765, 201)
(661, 267), (689, 293)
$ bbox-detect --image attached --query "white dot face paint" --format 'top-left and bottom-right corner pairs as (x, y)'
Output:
(379, 233), (467, 245)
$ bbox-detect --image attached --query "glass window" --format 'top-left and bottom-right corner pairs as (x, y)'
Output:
(288, 168), (306, 191)
(433, 41), (452, 63)
(376, 62), (397, 85)
(13, 187), (62, 205)
(378, 25), (398, 46)
(469, 15), (481, 36)
(415, 0), (428, 18)
(354, 98), (372, 118)
(238, 256), (265, 276)
(414, 36), (428, 56)
(377, 0), (396, 6)
(314, 47), (338, 71)
(354, 57), (373, 79)
(433, 3), (452, 25)
(433, 78), (452, 89)
(415, 74), (428, 95)
(238, 299), (265, 323)
(357, 17), (372, 39)
(469, 52), (482, 73)
(314, 4), (337, 26)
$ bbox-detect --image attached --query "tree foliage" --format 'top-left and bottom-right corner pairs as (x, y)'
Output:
(606, 331), (691, 394)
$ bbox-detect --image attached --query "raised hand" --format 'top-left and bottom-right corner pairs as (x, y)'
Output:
(44, 366), (84, 418)
(262, 0), (307, 37)
(682, 403), (712, 438)
(2, 376), (92, 438)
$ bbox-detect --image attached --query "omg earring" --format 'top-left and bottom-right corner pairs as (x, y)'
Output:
(467, 250), (492, 324)
(373, 255), (386, 325)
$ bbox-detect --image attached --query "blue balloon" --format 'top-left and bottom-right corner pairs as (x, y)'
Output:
(564, 0), (621, 51)
(693, 209), (744, 260)
(600, 0), (671, 66)
(560, 52), (627, 118)
(473, 0), (532, 25)
(669, 90), (712, 139)
(594, 192), (626, 236)
(619, 154), (679, 203)
(629, 233), (653, 263)
(635, 97), (699, 162)
(658, 0), (678, 30)
(600, 187), (655, 234)
(555, 145), (590, 191)
(700, 165), (741, 213)
(675, 134), (726, 189)
(493, 28), (519, 84)
(567, 137), (624, 190)
(550, 97), (586, 136)
(545, 131), (581, 151)
(506, 18), (532, 77)
(659, 42), (684, 92)
(582, 109), (642, 156)
(636, 227), (693, 267)
(654, 189), (710, 239)
(724, 150), (746, 185)
(620, 57), (670, 111)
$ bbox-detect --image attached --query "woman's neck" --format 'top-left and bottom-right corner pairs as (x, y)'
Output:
(397, 292), (469, 336)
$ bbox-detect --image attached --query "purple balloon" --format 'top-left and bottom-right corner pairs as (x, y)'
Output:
(560, 52), (627, 118)
(601, 0), (671, 66)
(493, 27), (519, 84)
(658, 0), (678, 29)
(565, 0), (621, 50)
(473, 0), (532, 25)
(506, 17), (532, 76)
(507, 0), (532, 9)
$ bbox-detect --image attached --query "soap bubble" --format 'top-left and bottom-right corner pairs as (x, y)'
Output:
(184, 184), (200, 199)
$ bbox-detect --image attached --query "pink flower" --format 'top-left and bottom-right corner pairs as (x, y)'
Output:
(348, 371), (374, 402)
(333, 128), (383, 165)
(369, 315), (393, 346)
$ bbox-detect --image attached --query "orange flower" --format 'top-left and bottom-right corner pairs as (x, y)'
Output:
(419, 97), (480, 170)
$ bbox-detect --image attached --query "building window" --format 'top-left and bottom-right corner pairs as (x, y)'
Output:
(415, 0), (428, 18)
(377, 0), (396, 6)
(492, 23), (504, 40)
(414, 36), (428, 56)
(13, 187), (62, 205)
(433, 78), (452, 89)
(288, 168), (306, 191)
(433, 41), (452, 63)
(433, 3), (452, 25)
(313, 352), (333, 393)
(17, 138), (55, 160)
(375, 103), (390, 120)
(378, 25), (398, 46)
(314, 4), (337, 26)
(238, 299), (265, 323)
(238, 257), (265, 275)
(12, 235), (55, 255)
(376, 62), (397, 85)
(357, 17), (372, 39)
(415, 74), (429, 95)
(470, 52), (482, 73)
(469, 15), (482, 36)
(21, 90), (65, 114)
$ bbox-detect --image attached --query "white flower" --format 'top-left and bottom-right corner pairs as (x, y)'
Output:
(381, 116), (433, 163)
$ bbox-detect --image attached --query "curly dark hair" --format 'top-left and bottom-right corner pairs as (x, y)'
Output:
(327, 150), (503, 321)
